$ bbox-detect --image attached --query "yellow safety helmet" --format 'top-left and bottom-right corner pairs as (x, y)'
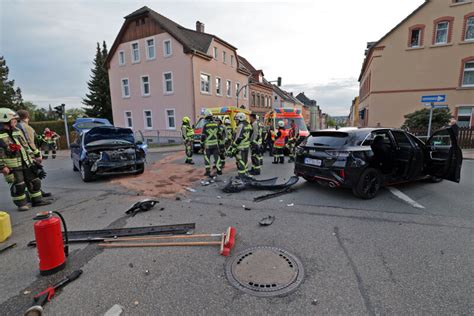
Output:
(0, 108), (19, 123)
(203, 109), (213, 118)
(182, 116), (191, 124)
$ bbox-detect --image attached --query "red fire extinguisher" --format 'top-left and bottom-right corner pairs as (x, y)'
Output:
(33, 211), (69, 276)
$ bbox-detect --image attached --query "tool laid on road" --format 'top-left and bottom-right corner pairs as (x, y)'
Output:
(0, 242), (16, 254)
(28, 223), (196, 246)
(33, 211), (69, 276)
(125, 199), (159, 217)
(24, 269), (83, 316)
(99, 227), (236, 257)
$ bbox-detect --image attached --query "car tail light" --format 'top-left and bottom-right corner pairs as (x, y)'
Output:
(339, 169), (345, 179)
(326, 150), (350, 158)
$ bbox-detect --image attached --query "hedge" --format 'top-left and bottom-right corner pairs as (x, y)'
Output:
(29, 120), (75, 150)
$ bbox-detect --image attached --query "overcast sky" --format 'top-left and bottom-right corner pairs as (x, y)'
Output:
(1, 0), (424, 116)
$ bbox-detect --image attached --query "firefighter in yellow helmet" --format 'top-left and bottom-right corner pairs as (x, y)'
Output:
(232, 112), (252, 179)
(181, 116), (195, 164)
(201, 110), (221, 177)
(0, 108), (51, 211)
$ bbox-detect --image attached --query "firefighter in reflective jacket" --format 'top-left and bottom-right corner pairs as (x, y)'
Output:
(287, 119), (300, 163)
(272, 121), (286, 164)
(232, 112), (252, 179)
(41, 128), (60, 159)
(216, 117), (228, 168)
(0, 108), (51, 211)
(201, 110), (222, 177)
(224, 119), (233, 151)
(181, 116), (195, 164)
(249, 114), (262, 175)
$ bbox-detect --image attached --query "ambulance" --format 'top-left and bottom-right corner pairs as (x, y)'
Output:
(263, 108), (309, 153)
(193, 106), (251, 153)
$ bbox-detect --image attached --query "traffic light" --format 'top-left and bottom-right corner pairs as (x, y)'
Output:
(54, 104), (65, 118)
(277, 77), (282, 87)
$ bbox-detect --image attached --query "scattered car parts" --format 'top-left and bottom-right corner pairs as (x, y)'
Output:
(125, 199), (159, 217)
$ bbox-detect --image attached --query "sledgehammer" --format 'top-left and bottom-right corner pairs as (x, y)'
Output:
(100, 227), (236, 256)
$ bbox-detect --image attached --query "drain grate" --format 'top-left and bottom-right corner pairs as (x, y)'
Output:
(225, 246), (304, 297)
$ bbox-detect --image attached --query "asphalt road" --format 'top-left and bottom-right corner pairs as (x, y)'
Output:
(0, 152), (472, 315)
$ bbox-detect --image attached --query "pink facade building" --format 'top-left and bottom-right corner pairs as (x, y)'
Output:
(106, 6), (250, 138)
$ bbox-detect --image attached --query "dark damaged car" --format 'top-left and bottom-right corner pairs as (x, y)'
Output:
(294, 127), (462, 199)
(71, 124), (147, 182)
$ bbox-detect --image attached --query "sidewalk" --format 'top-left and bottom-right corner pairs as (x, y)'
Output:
(462, 149), (474, 160)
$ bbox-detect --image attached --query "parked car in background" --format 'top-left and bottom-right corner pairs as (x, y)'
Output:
(70, 118), (147, 182)
(294, 127), (462, 199)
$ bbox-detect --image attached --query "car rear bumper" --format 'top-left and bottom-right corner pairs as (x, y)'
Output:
(294, 162), (349, 188)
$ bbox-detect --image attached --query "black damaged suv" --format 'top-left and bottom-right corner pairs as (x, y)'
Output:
(294, 127), (462, 199)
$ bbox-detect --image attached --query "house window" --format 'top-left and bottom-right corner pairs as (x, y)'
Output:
(200, 73), (211, 93)
(146, 38), (155, 60)
(226, 80), (231, 97)
(223, 51), (227, 64)
(166, 109), (176, 129)
(125, 111), (133, 128)
(230, 55), (234, 67)
(141, 76), (150, 96)
(144, 110), (153, 129)
(121, 78), (130, 98)
(163, 39), (172, 57)
(457, 107), (472, 128)
(235, 83), (240, 97)
(131, 42), (140, 63)
(257, 94), (261, 107)
(465, 16), (474, 41)
(462, 60), (474, 87)
(213, 47), (218, 59)
(410, 29), (421, 47)
(216, 77), (222, 95)
(435, 21), (449, 44)
(243, 86), (247, 99)
(163, 72), (173, 94)
(252, 93), (256, 106)
(119, 51), (125, 65)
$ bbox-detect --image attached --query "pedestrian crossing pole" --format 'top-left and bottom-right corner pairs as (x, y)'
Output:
(61, 104), (70, 149)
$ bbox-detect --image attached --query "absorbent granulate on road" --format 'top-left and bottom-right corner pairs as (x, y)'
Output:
(111, 152), (203, 197)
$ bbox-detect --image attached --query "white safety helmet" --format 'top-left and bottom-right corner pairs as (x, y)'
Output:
(203, 109), (213, 118)
(0, 108), (19, 123)
(224, 118), (231, 125)
(278, 121), (285, 128)
(235, 112), (246, 122)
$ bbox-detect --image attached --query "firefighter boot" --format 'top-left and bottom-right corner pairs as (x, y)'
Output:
(18, 205), (30, 212)
(32, 199), (52, 207)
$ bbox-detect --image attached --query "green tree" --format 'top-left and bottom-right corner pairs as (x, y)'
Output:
(402, 108), (451, 131)
(326, 117), (337, 127)
(0, 56), (23, 110)
(66, 107), (85, 120)
(82, 41), (113, 122)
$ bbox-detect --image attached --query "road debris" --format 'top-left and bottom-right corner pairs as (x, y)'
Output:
(253, 188), (296, 202)
(125, 199), (159, 217)
(23, 290), (31, 295)
(175, 197), (181, 201)
(27, 223), (196, 246)
(223, 176), (299, 193)
(311, 299), (319, 306)
(104, 304), (124, 316)
(129, 263), (134, 268)
(287, 203), (294, 207)
(200, 180), (210, 186)
(145, 270), (150, 275)
(134, 301), (139, 306)
(186, 187), (196, 193)
(259, 216), (275, 226)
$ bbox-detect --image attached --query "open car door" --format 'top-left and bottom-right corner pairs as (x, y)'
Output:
(134, 130), (148, 154)
(425, 127), (463, 182)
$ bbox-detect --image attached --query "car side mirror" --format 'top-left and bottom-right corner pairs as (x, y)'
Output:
(136, 140), (143, 145)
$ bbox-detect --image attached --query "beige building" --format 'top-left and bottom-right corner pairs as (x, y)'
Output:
(348, 97), (360, 127)
(358, 0), (474, 128)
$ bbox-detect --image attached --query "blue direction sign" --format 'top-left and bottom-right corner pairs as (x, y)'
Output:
(421, 95), (446, 103)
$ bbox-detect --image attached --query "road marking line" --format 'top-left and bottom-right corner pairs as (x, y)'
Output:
(387, 187), (425, 209)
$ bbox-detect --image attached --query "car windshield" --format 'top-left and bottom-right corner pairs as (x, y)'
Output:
(305, 131), (350, 147)
(275, 118), (308, 131)
(84, 128), (134, 145)
(195, 118), (206, 129)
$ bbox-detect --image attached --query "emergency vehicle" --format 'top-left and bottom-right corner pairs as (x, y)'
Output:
(193, 107), (251, 153)
(263, 108), (309, 153)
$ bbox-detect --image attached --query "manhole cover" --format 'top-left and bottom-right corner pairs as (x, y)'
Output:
(225, 246), (304, 297)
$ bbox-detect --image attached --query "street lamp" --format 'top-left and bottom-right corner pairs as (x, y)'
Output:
(236, 77), (281, 110)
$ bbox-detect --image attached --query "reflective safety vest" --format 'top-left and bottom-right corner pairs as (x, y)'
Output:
(225, 126), (233, 142)
(0, 128), (34, 169)
(235, 122), (252, 150)
(218, 125), (227, 146)
(201, 120), (219, 148)
(274, 128), (286, 148)
(181, 124), (194, 141)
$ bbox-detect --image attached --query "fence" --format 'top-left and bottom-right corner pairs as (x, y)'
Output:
(408, 127), (473, 149)
(140, 129), (183, 145)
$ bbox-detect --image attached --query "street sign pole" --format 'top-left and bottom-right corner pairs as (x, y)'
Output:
(61, 104), (70, 149)
(427, 103), (434, 138)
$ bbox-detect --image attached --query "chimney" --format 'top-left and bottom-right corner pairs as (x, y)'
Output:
(290, 92), (293, 96)
(196, 21), (205, 33)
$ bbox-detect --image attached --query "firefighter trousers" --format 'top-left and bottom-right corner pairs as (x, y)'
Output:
(250, 145), (261, 172)
(204, 147), (221, 174)
(218, 145), (226, 167)
(235, 148), (249, 177)
(4, 166), (42, 207)
(184, 139), (193, 162)
(43, 142), (57, 159)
